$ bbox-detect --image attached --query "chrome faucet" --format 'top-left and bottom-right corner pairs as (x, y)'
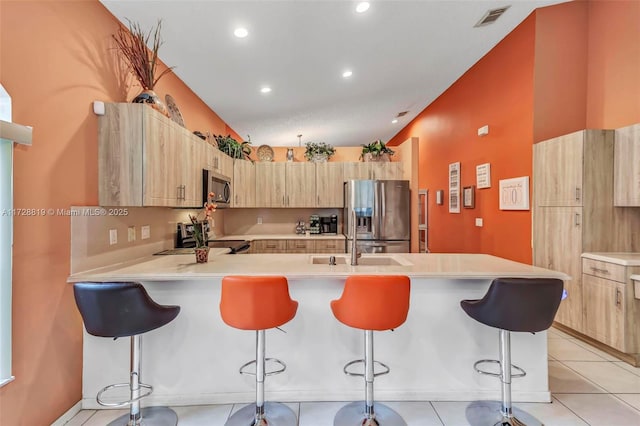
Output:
(351, 210), (361, 266)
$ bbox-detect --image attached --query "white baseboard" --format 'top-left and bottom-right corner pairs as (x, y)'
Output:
(50, 401), (82, 426)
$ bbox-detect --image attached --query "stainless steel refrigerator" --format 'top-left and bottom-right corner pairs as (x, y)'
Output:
(344, 179), (411, 253)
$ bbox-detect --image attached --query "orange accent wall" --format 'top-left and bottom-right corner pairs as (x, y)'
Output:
(388, 0), (640, 264)
(389, 14), (537, 263)
(533, 1), (589, 143)
(0, 1), (239, 424)
(586, 0), (640, 128)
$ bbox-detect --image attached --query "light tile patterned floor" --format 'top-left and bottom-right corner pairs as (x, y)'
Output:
(65, 327), (640, 425)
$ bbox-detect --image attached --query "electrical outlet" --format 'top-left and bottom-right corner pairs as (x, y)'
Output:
(210, 218), (215, 228)
(128, 226), (136, 242)
(109, 229), (118, 245)
(257, 216), (263, 225)
(475, 218), (483, 227)
(141, 225), (150, 240)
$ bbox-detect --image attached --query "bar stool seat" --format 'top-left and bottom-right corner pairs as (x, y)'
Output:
(220, 276), (298, 426)
(331, 275), (410, 426)
(460, 277), (563, 426)
(74, 282), (180, 426)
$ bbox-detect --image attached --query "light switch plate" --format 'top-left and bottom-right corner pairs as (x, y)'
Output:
(141, 225), (150, 240)
(475, 218), (483, 227)
(257, 216), (263, 225)
(109, 229), (118, 245)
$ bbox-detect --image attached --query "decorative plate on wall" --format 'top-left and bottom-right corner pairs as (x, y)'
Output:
(165, 94), (185, 127)
(257, 145), (274, 162)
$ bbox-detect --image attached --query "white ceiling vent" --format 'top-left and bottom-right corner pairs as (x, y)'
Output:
(474, 6), (511, 27)
(396, 111), (409, 118)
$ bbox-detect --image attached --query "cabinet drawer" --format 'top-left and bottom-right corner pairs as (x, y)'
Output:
(253, 240), (287, 253)
(582, 258), (627, 283)
(287, 239), (314, 253)
(315, 239), (346, 253)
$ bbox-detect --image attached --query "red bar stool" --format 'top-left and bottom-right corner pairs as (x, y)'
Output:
(331, 275), (411, 426)
(220, 276), (299, 426)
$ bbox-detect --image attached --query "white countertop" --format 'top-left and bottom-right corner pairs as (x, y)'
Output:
(581, 252), (640, 266)
(631, 274), (640, 281)
(216, 233), (345, 241)
(67, 253), (568, 282)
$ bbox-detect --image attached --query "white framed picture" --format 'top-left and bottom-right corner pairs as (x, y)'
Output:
(448, 162), (460, 213)
(476, 163), (491, 189)
(499, 176), (530, 210)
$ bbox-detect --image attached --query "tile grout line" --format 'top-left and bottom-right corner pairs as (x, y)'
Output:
(550, 395), (593, 426)
(610, 393), (640, 414)
(79, 410), (97, 425)
(428, 401), (446, 426)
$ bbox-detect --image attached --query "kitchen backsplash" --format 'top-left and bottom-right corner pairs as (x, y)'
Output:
(224, 208), (341, 235)
(70, 206), (224, 273)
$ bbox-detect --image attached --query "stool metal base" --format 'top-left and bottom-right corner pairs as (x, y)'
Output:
(465, 401), (543, 426)
(106, 406), (178, 426)
(334, 401), (407, 426)
(225, 402), (297, 426)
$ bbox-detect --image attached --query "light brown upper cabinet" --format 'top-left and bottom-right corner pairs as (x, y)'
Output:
(533, 131), (584, 207)
(316, 163), (344, 208)
(232, 159), (256, 208)
(343, 162), (403, 181)
(614, 123), (640, 206)
(285, 163), (316, 207)
(255, 162), (287, 207)
(98, 103), (204, 208)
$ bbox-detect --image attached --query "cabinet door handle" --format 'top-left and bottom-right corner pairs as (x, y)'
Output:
(282, 196), (285, 205)
(616, 289), (622, 306)
(590, 266), (610, 275)
(574, 213), (581, 226)
(317, 195), (320, 206)
(287, 195), (290, 206)
(266, 243), (277, 248)
(182, 185), (186, 200)
(575, 187), (581, 201)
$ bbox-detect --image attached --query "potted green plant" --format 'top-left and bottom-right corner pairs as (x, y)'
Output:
(213, 134), (252, 160)
(360, 140), (395, 162)
(304, 142), (336, 162)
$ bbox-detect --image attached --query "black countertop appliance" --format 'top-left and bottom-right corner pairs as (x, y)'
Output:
(320, 215), (338, 235)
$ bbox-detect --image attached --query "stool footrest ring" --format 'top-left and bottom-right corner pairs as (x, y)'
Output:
(343, 359), (390, 377)
(96, 382), (153, 408)
(239, 357), (286, 377)
(473, 359), (526, 378)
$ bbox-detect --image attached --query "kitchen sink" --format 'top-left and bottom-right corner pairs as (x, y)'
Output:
(309, 255), (410, 266)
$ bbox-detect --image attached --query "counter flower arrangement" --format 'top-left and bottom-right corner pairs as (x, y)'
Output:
(189, 192), (217, 263)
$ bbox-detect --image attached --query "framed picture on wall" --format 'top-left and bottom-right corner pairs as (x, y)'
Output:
(463, 186), (475, 208)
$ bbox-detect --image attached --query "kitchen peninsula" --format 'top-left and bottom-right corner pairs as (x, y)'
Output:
(68, 253), (567, 409)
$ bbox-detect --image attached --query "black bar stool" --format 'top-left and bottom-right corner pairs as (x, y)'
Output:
(74, 282), (180, 426)
(460, 277), (563, 426)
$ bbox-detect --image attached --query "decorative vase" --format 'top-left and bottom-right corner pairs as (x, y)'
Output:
(363, 152), (390, 162)
(194, 247), (210, 263)
(132, 89), (169, 117)
(310, 153), (329, 163)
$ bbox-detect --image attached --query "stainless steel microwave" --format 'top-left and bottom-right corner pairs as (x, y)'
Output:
(203, 169), (231, 208)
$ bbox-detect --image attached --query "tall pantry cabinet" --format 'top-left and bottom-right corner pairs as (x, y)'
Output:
(533, 129), (640, 333)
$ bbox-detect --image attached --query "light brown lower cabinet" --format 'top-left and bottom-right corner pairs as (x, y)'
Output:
(250, 239), (346, 254)
(581, 257), (640, 355)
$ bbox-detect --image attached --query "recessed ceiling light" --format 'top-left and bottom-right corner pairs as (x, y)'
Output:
(342, 70), (353, 78)
(234, 28), (248, 38)
(356, 2), (370, 13)
(260, 87), (272, 94)
(392, 119), (398, 124)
